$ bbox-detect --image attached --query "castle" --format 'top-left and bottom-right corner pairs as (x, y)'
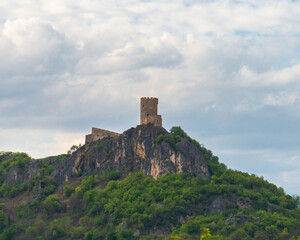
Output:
(140, 97), (162, 127)
(85, 97), (162, 144)
(85, 128), (120, 144)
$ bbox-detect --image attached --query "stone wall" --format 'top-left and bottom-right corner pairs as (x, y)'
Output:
(85, 127), (120, 144)
(140, 97), (162, 127)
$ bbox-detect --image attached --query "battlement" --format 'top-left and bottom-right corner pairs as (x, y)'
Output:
(141, 97), (159, 101)
(140, 97), (162, 127)
(85, 128), (120, 144)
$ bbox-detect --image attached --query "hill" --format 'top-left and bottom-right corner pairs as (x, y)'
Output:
(0, 125), (299, 239)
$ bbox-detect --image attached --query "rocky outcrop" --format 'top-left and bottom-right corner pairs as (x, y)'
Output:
(6, 124), (210, 185)
(208, 195), (251, 215)
(6, 161), (40, 186)
(52, 124), (210, 182)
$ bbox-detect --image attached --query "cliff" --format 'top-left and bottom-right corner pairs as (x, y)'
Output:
(6, 124), (210, 187)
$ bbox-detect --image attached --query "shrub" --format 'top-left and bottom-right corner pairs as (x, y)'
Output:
(105, 171), (120, 181)
(17, 204), (32, 219)
(81, 176), (96, 192)
(55, 155), (67, 163)
(119, 229), (134, 239)
(48, 221), (66, 239)
(75, 187), (84, 197)
(43, 195), (61, 215)
(41, 184), (56, 196)
(71, 226), (86, 238)
(25, 226), (39, 238)
(1, 225), (17, 240)
(0, 210), (7, 232)
(0, 184), (9, 197)
(155, 134), (164, 144)
(63, 184), (74, 197)
(107, 231), (117, 240)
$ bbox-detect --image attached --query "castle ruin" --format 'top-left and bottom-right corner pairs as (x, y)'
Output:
(85, 97), (162, 144)
(140, 97), (162, 127)
(85, 127), (120, 144)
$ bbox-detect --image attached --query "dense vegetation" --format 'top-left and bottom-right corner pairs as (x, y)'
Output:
(0, 152), (31, 198)
(0, 127), (299, 239)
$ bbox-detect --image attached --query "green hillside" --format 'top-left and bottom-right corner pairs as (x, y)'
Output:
(0, 127), (299, 240)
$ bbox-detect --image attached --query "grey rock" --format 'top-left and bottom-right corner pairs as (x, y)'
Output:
(52, 124), (210, 182)
(6, 161), (40, 186)
(6, 124), (211, 186)
(208, 195), (251, 215)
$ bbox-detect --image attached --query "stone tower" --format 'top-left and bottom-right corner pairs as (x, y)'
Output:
(140, 97), (162, 127)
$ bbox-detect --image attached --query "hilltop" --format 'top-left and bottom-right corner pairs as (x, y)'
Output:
(0, 125), (299, 239)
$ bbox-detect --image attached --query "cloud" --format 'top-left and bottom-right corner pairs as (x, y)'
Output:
(0, 18), (76, 78)
(236, 64), (300, 87)
(75, 35), (183, 75)
(0, 128), (85, 158)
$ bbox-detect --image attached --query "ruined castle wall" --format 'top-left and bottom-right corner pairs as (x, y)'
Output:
(143, 115), (162, 127)
(85, 128), (120, 144)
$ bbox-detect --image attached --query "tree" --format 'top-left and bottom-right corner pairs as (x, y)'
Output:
(67, 144), (82, 154)
(201, 228), (212, 240)
(43, 195), (61, 215)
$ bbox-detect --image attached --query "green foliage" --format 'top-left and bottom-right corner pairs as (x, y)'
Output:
(200, 228), (212, 240)
(28, 157), (58, 196)
(16, 202), (37, 219)
(84, 229), (100, 240)
(54, 155), (67, 163)
(71, 170), (300, 239)
(155, 130), (181, 151)
(77, 169), (83, 177)
(0, 211), (7, 232)
(71, 226), (86, 238)
(48, 218), (68, 239)
(67, 144), (82, 154)
(0, 152), (31, 198)
(105, 170), (121, 181)
(81, 175), (96, 192)
(0, 168), (299, 239)
(155, 134), (164, 144)
(0, 184), (9, 197)
(0, 225), (17, 240)
(39, 158), (54, 176)
(63, 184), (74, 197)
(169, 126), (228, 177)
(42, 194), (61, 215)
(24, 225), (41, 239)
(40, 176), (58, 196)
(0, 127), (300, 239)
(8, 182), (28, 198)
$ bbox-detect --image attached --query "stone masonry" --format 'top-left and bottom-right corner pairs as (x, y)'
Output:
(85, 127), (120, 144)
(140, 97), (162, 127)
(85, 97), (162, 145)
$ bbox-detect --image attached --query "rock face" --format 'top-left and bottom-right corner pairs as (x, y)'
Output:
(6, 161), (40, 186)
(7, 125), (210, 185)
(52, 124), (210, 183)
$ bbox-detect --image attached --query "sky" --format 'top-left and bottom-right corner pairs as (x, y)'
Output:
(0, 0), (300, 196)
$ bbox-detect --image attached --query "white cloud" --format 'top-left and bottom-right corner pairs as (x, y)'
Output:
(236, 64), (300, 87)
(0, 128), (85, 158)
(264, 92), (299, 107)
(75, 36), (183, 75)
(0, 18), (76, 77)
